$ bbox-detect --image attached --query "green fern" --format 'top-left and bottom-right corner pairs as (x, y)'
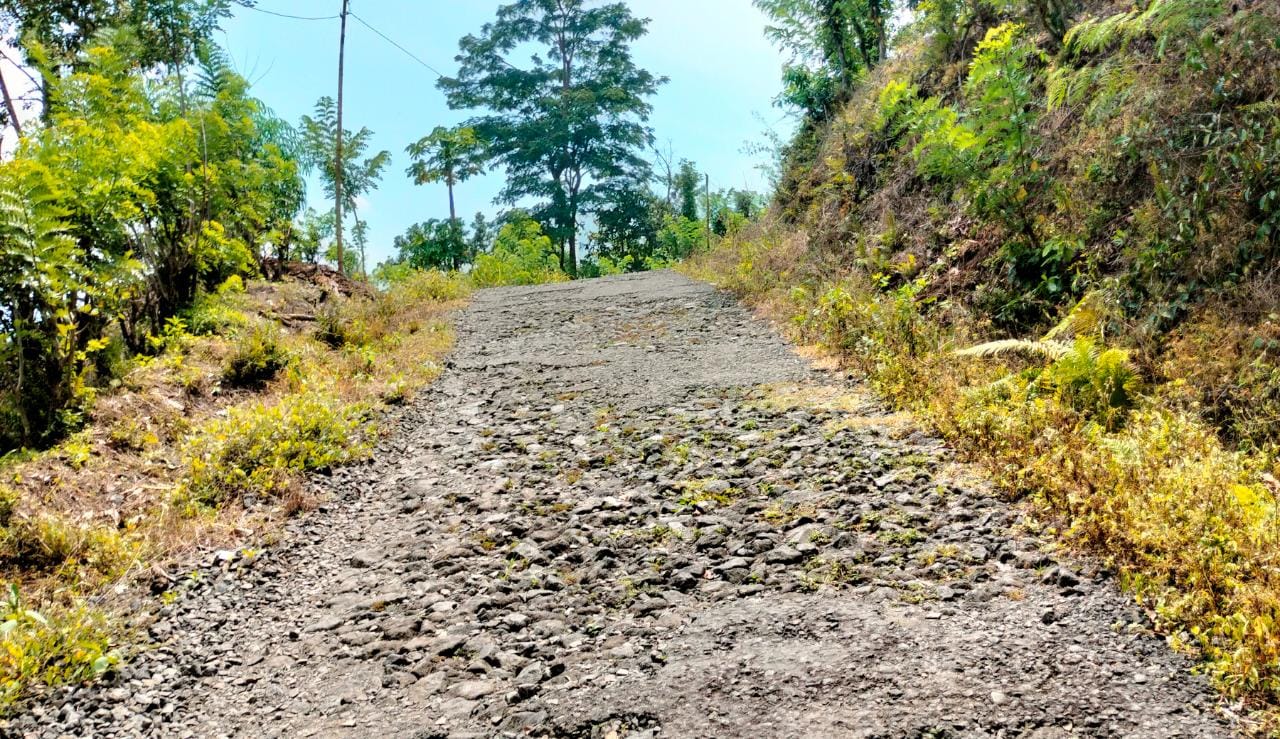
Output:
(0, 175), (80, 311)
(1044, 290), (1117, 342)
(1063, 0), (1224, 60)
(955, 338), (1074, 360)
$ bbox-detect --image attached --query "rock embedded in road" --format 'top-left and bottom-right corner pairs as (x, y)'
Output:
(12, 271), (1231, 738)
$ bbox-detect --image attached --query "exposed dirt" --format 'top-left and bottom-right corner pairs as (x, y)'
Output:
(12, 271), (1231, 738)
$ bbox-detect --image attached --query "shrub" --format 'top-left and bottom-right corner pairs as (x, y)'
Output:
(470, 219), (568, 287)
(177, 392), (371, 509)
(0, 515), (136, 579)
(0, 585), (116, 711)
(958, 336), (1139, 430)
(383, 268), (470, 303)
(0, 487), (15, 529)
(181, 291), (249, 336)
(314, 304), (347, 349)
(106, 417), (157, 452)
(223, 328), (290, 389)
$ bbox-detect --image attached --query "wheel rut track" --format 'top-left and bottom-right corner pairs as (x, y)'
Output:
(15, 271), (1230, 738)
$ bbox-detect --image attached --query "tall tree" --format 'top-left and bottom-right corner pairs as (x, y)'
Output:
(405, 125), (487, 225)
(439, 0), (663, 276)
(674, 159), (700, 222)
(755, 0), (892, 117)
(299, 96), (390, 272)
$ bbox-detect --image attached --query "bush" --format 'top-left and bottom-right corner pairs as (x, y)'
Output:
(0, 487), (15, 529)
(177, 392), (371, 509)
(0, 515), (136, 579)
(470, 219), (568, 287)
(223, 328), (290, 389)
(0, 585), (116, 711)
(181, 291), (249, 336)
(385, 268), (471, 303)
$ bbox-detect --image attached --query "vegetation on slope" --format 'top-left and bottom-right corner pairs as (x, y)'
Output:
(0, 268), (464, 709)
(690, 0), (1280, 728)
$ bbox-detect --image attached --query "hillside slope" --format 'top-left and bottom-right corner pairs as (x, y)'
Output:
(690, 0), (1280, 728)
(0, 268), (464, 711)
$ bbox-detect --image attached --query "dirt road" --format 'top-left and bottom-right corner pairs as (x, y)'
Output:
(17, 272), (1230, 738)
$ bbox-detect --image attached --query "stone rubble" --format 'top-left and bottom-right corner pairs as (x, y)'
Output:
(11, 271), (1230, 738)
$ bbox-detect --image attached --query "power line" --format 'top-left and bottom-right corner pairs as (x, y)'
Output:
(349, 12), (446, 79)
(231, 1), (338, 21)
(230, 3), (448, 79)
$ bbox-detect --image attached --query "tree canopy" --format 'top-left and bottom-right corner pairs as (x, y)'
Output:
(438, 0), (663, 275)
(405, 125), (487, 224)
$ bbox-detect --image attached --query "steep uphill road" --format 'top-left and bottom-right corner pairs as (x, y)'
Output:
(18, 271), (1229, 738)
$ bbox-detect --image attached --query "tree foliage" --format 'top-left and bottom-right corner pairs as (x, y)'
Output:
(755, 0), (892, 119)
(439, 0), (663, 275)
(470, 216), (568, 287)
(299, 96), (390, 227)
(0, 9), (305, 450)
(405, 125), (487, 224)
(391, 219), (468, 272)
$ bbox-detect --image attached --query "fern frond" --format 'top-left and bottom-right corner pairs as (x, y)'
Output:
(1044, 290), (1115, 342)
(1062, 0), (1224, 60)
(1063, 11), (1136, 58)
(955, 339), (1074, 360)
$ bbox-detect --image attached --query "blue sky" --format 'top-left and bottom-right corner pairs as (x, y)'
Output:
(218, 1), (794, 266)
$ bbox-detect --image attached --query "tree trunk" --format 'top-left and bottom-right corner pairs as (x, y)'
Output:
(0, 67), (22, 140)
(873, 0), (887, 64)
(447, 176), (457, 224)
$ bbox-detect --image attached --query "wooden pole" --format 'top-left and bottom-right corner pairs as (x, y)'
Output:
(334, 0), (350, 275)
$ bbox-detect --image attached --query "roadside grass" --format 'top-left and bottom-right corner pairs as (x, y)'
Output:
(684, 228), (1280, 729)
(0, 268), (468, 710)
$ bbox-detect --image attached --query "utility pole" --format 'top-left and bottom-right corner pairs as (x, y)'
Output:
(704, 173), (711, 252)
(334, 0), (350, 275)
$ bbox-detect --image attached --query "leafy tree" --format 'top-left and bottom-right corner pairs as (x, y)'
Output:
(0, 0), (235, 118)
(299, 96), (390, 273)
(469, 211), (492, 258)
(755, 0), (892, 118)
(592, 179), (663, 269)
(405, 125), (487, 225)
(0, 27), (305, 449)
(439, 0), (663, 276)
(470, 216), (567, 287)
(290, 208), (333, 264)
(674, 160), (700, 221)
(350, 218), (370, 277)
(393, 219), (468, 271)
(656, 214), (705, 261)
(31, 34), (304, 342)
(732, 189), (763, 219)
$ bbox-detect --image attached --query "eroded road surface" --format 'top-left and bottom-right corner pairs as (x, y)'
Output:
(19, 272), (1230, 738)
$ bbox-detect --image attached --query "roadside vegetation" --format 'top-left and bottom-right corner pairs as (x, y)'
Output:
(689, 0), (1280, 729)
(0, 268), (464, 710)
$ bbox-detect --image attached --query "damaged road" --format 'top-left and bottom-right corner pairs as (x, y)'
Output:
(16, 271), (1230, 738)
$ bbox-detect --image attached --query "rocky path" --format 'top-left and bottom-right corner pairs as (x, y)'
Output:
(18, 271), (1230, 738)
